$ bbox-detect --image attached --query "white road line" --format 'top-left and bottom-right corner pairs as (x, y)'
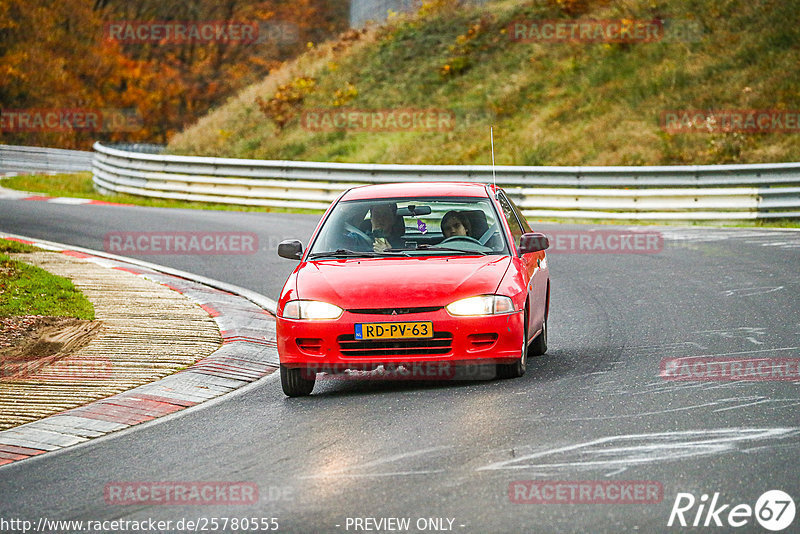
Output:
(667, 346), (800, 360)
(476, 428), (798, 472)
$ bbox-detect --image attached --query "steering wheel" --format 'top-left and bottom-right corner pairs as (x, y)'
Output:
(441, 235), (482, 245)
(344, 222), (374, 248)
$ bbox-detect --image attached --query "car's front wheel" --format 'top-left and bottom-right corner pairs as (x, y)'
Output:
(529, 314), (547, 356)
(497, 307), (528, 379)
(280, 365), (315, 397)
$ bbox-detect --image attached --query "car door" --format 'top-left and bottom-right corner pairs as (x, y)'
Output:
(496, 191), (547, 340)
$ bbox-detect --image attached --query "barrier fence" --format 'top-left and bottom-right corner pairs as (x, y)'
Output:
(2, 143), (797, 220)
(0, 144), (93, 174)
(91, 142), (800, 220)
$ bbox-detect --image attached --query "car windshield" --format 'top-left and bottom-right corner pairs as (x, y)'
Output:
(307, 196), (509, 258)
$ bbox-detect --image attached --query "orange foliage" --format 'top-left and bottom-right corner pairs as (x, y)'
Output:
(256, 76), (316, 129)
(0, 0), (347, 148)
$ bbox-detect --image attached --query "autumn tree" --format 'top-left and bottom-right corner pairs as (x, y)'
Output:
(0, 0), (348, 148)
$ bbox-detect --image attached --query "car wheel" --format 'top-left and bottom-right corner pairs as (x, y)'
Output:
(497, 307), (528, 379)
(280, 365), (315, 397)
(530, 314), (547, 356)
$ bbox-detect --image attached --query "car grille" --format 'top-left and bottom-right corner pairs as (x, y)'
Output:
(337, 332), (453, 356)
(347, 306), (442, 315)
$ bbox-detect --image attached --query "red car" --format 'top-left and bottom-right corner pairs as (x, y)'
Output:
(276, 182), (550, 396)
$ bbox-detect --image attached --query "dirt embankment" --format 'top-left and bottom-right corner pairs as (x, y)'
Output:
(0, 316), (102, 379)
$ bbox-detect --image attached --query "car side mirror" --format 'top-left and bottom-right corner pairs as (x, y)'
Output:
(519, 232), (549, 254)
(278, 239), (303, 260)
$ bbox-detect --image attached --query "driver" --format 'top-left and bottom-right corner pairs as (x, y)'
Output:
(441, 211), (472, 240)
(340, 202), (402, 252)
(369, 202), (402, 252)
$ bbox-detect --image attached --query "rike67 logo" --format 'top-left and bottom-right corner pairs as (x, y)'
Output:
(668, 490), (795, 531)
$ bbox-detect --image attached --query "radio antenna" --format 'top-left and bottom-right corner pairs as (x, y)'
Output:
(490, 126), (497, 190)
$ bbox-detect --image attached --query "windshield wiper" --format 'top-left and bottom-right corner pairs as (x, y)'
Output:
(307, 249), (406, 259)
(415, 245), (489, 255)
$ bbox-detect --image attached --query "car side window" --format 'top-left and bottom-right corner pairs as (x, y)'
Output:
(497, 192), (524, 246)
(507, 195), (532, 233)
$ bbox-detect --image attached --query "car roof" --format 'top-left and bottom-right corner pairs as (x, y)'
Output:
(340, 182), (494, 201)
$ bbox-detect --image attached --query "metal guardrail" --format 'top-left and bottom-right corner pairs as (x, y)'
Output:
(104, 143), (165, 155)
(92, 142), (800, 220)
(0, 145), (94, 174)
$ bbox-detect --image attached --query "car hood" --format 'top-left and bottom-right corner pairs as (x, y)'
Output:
(295, 255), (511, 309)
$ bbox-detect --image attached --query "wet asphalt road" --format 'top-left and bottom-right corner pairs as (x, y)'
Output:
(1, 199), (799, 533)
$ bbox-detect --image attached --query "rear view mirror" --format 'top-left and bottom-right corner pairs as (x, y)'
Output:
(519, 232), (549, 254)
(278, 239), (303, 260)
(397, 205), (432, 216)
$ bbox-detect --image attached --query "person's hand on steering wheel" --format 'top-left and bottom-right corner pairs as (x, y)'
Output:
(373, 237), (391, 252)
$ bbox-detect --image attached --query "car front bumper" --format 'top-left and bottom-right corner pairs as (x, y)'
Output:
(277, 308), (524, 372)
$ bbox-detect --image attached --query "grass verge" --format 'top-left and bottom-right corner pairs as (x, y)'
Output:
(169, 0), (800, 167)
(1, 173), (321, 214)
(0, 239), (95, 319)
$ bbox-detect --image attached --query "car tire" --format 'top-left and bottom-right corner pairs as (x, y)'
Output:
(280, 365), (315, 397)
(530, 314), (547, 356)
(497, 307), (528, 379)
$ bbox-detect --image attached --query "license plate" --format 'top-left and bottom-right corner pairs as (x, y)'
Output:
(355, 321), (433, 340)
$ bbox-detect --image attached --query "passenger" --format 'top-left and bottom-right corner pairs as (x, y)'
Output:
(441, 210), (472, 239)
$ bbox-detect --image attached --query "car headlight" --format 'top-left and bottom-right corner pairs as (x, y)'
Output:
(282, 300), (343, 320)
(445, 295), (515, 316)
